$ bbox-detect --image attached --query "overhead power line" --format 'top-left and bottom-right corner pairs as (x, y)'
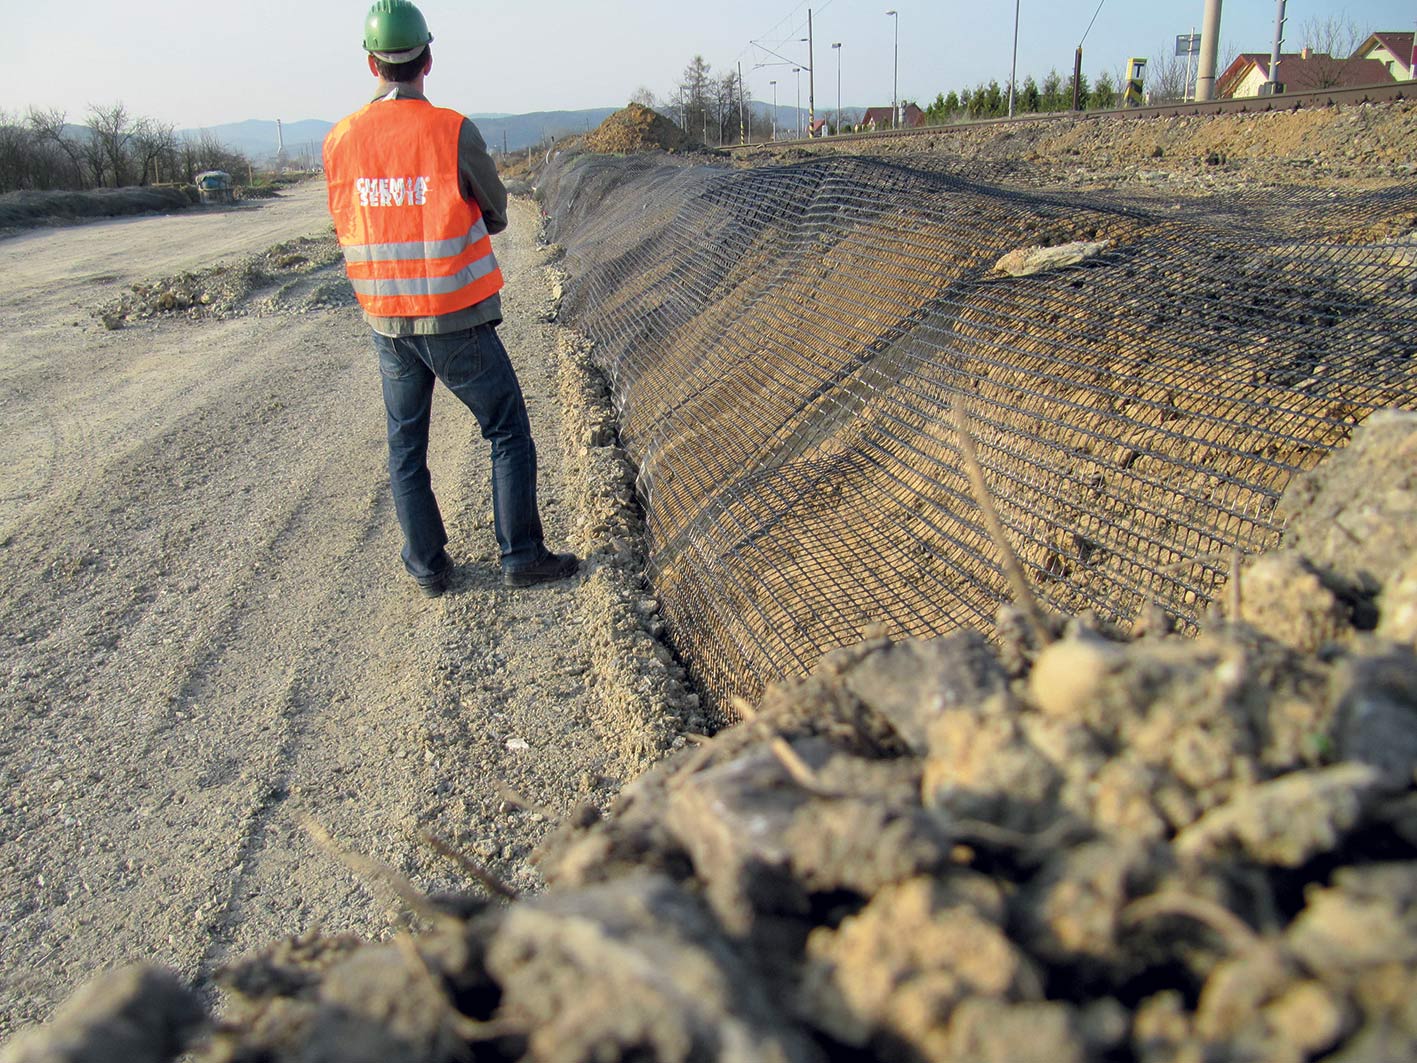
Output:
(1079, 0), (1107, 47)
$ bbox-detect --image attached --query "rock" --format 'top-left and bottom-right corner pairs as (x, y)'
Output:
(1027, 635), (1123, 720)
(784, 797), (954, 895)
(1173, 763), (1383, 866)
(664, 739), (824, 932)
(301, 944), (465, 1063)
(840, 633), (1007, 753)
(1287, 864), (1417, 973)
(484, 873), (822, 1062)
(1330, 645), (1417, 790)
(1378, 549), (1417, 645)
(1020, 841), (1157, 970)
(993, 239), (1112, 277)
(1262, 980), (1353, 1057)
(1280, 409), (1417, 611)
(0, 965), (204, 1063)
(946, 998), (1087, 1063)
(1195, 947), (1292, 1040)
(1238, 554), (1351, 652)
(922, 705), (1062, 833)
(801, 877), (1039, 1053)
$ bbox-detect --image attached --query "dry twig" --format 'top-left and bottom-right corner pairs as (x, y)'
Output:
(300, 814), (454, 928)
(769, 737), (845, 798)
(730, 695), (759, 721)
(952, 395), (1052, 647)
(1123, 891), (1262, 955)
(1229, 546), (1243, 621)
(419, 831), (520, 901)
(495, 783), (554, 819)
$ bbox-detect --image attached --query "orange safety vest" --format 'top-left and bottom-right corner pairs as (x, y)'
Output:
(323, 96), (503, 318)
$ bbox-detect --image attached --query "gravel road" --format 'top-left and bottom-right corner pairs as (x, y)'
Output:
(0, 185), (685, 1037)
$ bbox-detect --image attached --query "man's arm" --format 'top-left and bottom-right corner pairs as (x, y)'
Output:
(458, 118), (508, 235)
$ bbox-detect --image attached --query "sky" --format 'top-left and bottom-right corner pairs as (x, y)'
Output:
(10, 0), (1416, 130)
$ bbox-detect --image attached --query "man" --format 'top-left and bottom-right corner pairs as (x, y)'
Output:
(323, 0), (578, 597)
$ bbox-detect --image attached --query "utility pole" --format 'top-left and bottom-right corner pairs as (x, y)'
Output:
(771, 80), (778, 140)
(1072, 46), (1084, 110)
(794, 67), (802, 138)
(1265, 0), (1287, 94)
(886, 10), (899, 127)
(738, 62), (746, 144)
(1008, 0), (1021, 117)
(807, 8), (816, 135)
(833, 42), (842, 134)
(1196, 0), (1223, 101)
(1184, 25), (1199, 99)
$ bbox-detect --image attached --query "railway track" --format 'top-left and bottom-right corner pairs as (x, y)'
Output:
(726, 78), (1417, 150)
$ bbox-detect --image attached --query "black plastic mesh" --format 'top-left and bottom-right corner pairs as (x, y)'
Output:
(540, 152), (1417, 715)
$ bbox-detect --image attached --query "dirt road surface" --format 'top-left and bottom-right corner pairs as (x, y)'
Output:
(0, 185), (681, 1037)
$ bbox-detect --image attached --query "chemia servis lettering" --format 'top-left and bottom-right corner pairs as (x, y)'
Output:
(355, 176), (430, 207)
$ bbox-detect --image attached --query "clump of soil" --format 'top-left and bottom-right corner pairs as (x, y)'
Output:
(93, 233), (351, 327)
(11, 416), (1414, 1063)
(585, 103), (689, 155)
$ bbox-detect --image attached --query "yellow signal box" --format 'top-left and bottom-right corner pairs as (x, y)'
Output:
(1124, 57), (1148, 107)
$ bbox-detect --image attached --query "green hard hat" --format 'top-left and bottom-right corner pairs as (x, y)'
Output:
(362, 0), (433, 57)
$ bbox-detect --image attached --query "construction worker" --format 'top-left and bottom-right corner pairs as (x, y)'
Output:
(323, 0), (578, 596)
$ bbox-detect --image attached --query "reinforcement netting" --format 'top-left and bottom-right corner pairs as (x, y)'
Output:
(540, 152), (1417, 714)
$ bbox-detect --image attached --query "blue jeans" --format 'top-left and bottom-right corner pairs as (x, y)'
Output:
(373, 324), (546, 579)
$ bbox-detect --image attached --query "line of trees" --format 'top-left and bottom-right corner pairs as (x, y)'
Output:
(922, 68), (1120, 123)
(632, 55), (767, 146)
(0, 103), (251, 195)
(918, 14), (1365, 127)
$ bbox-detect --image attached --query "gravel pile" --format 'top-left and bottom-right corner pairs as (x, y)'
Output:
(7, 409), (1413, 1063)
(94, 233), (351, 328)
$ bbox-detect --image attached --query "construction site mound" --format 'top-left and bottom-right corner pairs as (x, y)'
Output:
(8, 411), (1415, 1063)
(584, 103), (689, 155)
(92, 233), (350, 327)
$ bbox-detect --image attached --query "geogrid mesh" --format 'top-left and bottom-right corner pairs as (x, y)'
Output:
(540, 152), (1417, 715)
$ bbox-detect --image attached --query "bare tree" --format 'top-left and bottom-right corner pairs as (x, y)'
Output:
(87, 102), (134, 187)
(27, 107), (89, 187)
(1144, 47), (1193, 103)
(629, 86), (658, 109)
(1299, 14), (1368, 87)
(131, 117), (176, 185)
(179, 130), (251, 185)
(0, 110), (32, 192)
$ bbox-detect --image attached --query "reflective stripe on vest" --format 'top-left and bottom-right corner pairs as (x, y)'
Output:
(340, 216), (490, 263)
(347, 250), (500, 298)
(323, 99), (504, 318)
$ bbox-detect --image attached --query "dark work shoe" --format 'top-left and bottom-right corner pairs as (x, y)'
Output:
(503, 551), (579, 588)
(415, 560), (454, 598)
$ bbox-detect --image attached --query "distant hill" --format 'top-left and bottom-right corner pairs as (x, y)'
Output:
(179, 102), (866, 164)
(183, 109), (620, 164)
(473, 109), (619, 154)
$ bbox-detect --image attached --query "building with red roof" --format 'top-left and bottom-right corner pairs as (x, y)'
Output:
(1216, 49), (1396, 98)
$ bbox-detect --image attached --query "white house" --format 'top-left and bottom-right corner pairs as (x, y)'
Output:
(1352, 31), (1415, 81)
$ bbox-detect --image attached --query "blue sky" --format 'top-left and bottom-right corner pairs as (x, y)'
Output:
(12, 1), (1415, 127)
